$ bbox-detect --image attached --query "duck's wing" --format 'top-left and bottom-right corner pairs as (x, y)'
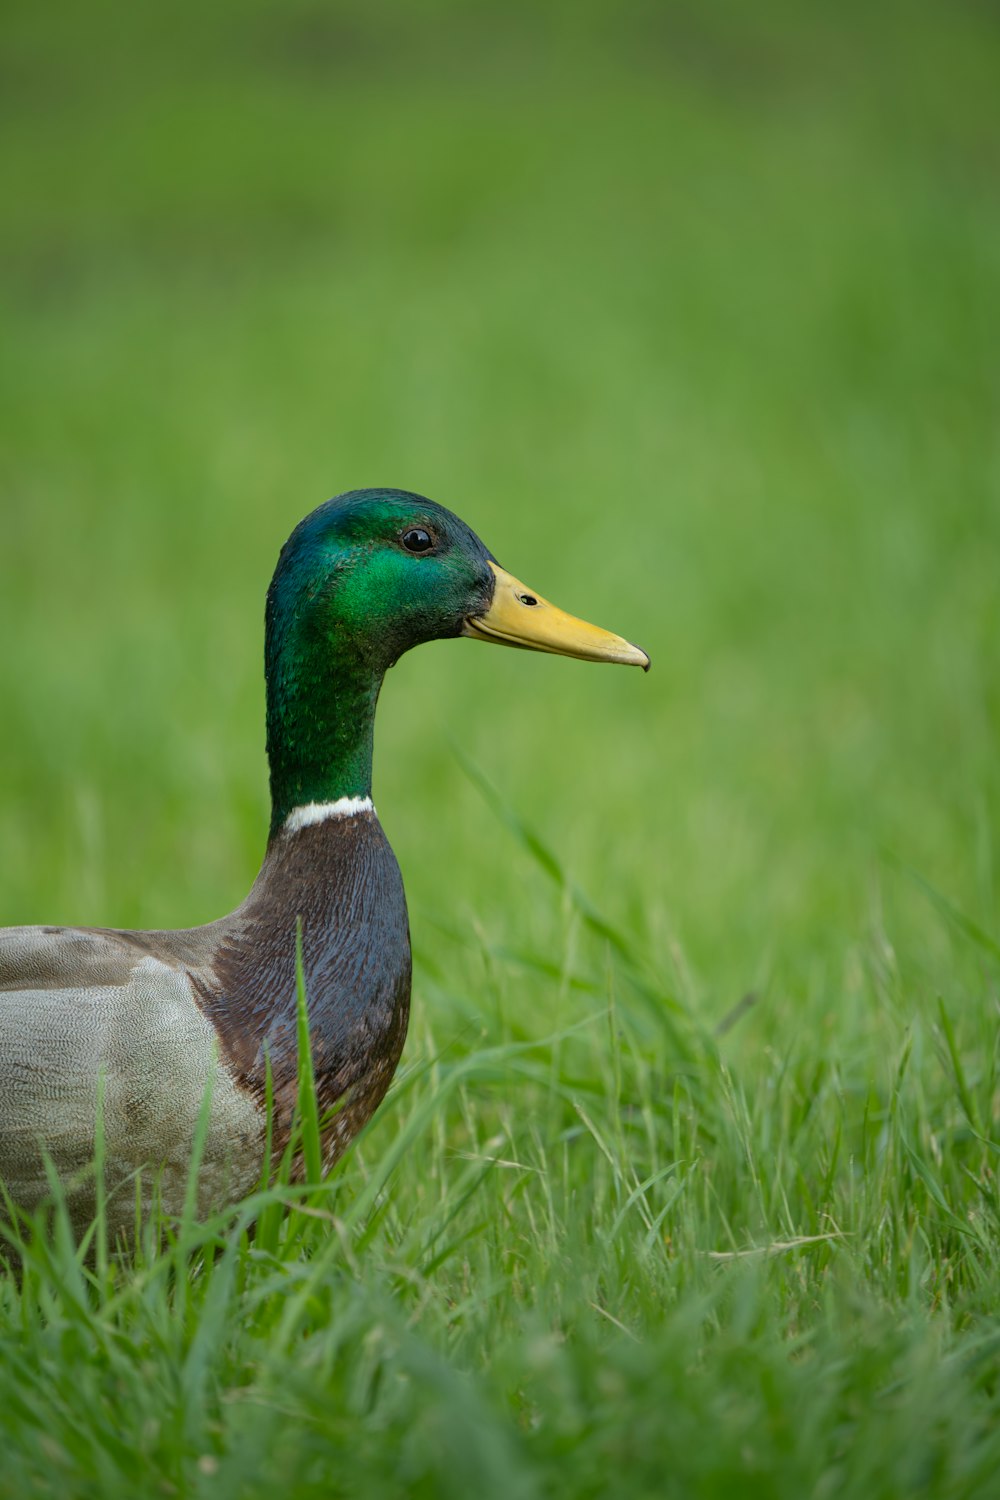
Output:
(0, 924), (262, 1229)
(0, 923), (148, 991)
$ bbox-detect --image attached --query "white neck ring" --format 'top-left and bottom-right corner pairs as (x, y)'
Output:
(284, 796), (375, 833)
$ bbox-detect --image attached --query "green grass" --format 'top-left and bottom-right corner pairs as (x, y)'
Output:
(2, 1), (1000, 1494)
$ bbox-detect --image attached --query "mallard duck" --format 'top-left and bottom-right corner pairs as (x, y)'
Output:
(0, 490), (648, 1236)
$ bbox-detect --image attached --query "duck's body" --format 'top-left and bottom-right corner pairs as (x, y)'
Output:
(0, 800), (408, 1230)
(0, 490), (646, 1238)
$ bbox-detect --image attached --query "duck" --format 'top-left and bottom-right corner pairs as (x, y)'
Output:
(0, 489), (648, 1237)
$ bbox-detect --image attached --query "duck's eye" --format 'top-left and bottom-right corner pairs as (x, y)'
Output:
(401, 527), (435, 554)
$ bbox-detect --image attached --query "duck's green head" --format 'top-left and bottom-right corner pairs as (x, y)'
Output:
(265, 489), (648, 832)
(268, 491), (496, 676)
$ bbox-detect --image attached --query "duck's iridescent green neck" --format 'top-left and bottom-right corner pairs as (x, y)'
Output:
(262, 504), (391, 836)
(262, 490), (498, 839)
(265, 638), (382, 837)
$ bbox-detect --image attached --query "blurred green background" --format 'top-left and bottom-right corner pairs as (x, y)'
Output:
(4, 4), (1000, 1494)
(2, 0), (998, 1030)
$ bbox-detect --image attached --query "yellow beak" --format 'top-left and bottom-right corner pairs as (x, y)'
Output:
(462, 562), (650, 670)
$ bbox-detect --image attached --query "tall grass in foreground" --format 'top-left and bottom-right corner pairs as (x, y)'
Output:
(2, 795), (999, 1500)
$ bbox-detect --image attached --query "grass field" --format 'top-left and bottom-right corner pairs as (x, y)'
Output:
(2, 2), (1000, 1494)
